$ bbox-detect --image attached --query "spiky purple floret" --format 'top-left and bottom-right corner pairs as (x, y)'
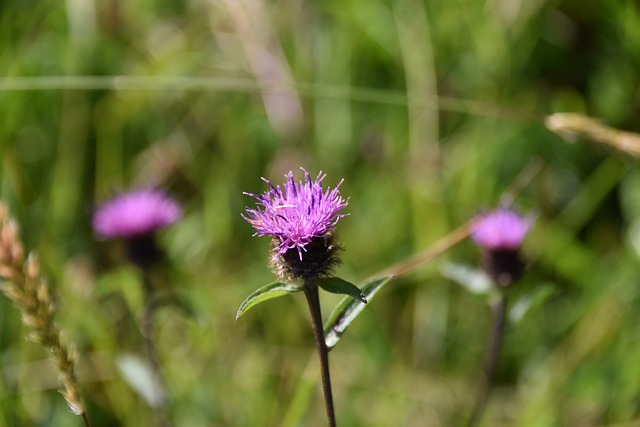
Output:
(93, 189), (182, 239)
(243, 168), (348, 260)
(471, 208), (532, 250)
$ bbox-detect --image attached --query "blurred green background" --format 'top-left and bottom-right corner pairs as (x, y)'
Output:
(1, 0), (640, 425)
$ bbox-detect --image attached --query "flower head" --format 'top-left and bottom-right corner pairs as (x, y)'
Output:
(471, 208), (533, 288)
(243, 168), (348, 279)
(471, 208), (532, 250)
(93, 189), (182, 239)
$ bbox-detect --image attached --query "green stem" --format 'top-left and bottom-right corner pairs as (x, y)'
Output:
(467, 293), (507, 427)
(141, 271), (170, 427)
(303, 278), (337, 427)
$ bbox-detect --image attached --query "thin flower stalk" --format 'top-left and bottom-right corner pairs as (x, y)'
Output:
(0, 202), (90, 427)
(140, 271), (169, 427)
(466, 294), (507, 427)
(93, 189), (181, 427)
(243, 168), (348, 426)
(467, 207), (533, 427)
(303, 278), (336, 427)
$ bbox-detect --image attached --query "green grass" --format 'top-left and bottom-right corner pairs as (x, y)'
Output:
(1, 0), (640, 425)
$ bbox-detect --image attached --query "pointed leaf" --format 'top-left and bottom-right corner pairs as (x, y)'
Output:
(318, 277), (367, 303)
(509, 284), (557, 324)
(117, 354), (165, 409)
(324, 275), (394, 351)
(440, 262), (493, 295)
(236, 281), (303, 320)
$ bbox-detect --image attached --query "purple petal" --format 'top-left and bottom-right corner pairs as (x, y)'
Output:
(243, 168), (348, 255)
(93, 189), (182, 239)
(471, 208), (532, 250)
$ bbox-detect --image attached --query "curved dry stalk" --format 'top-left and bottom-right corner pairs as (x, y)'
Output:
(545, 112), (640, 158)
(366, 157), (545, 281)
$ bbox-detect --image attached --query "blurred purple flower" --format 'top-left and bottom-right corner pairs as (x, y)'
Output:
(93, 189), (182, 239)
(471, 208), (532, 250)
(471, 208), (533, 287)
(243, 168), (348, 260)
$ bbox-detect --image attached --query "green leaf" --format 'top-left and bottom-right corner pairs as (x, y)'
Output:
(116, 353), (165, 408)
(236, 281), (304, 320)
(318, 277), (367, 303)
(509, 284), (557, 324)
(323, 275), (394, 351)
(440, 262), (493, 295)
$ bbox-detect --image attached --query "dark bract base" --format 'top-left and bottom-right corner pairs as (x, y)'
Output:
(275, 235), (341, 280)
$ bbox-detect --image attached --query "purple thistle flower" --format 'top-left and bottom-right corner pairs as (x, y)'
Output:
(471, 208), (533, 287)
(471, 208), (532, 251)
(93, 189), (182, 239)
(243, 168), (348, 279)
(244, 168), (348, 258)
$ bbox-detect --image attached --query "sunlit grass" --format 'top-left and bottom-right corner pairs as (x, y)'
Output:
(0, 0), (639, 426)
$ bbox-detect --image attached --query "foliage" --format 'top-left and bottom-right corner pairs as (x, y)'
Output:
(0, 0), (639, 425)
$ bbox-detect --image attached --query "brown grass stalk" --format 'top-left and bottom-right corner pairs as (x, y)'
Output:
(0, 202), (90, 426)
